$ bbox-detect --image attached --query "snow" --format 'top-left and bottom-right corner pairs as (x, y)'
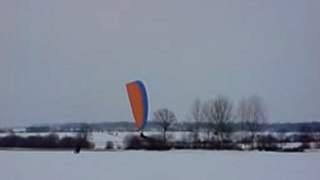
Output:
(1, 150), (319, 180)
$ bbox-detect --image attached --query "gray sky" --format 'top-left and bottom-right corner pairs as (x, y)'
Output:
(1, 0), (320, 127)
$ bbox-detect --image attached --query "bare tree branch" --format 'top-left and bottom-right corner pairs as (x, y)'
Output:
(153, 108), (177, 142)
(189, 98), (204, 142)
(203, 96), (233, 144)
(238, 96), (267, 149)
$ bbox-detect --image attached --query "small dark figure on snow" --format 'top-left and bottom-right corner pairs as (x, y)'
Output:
(74, 144), (81, 154)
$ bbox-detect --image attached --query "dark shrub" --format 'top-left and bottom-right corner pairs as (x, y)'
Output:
(257, 144), (281, 151)
(299, 142), (310, 150)
(0, 133), (94, 149)
(44, 133), (60, 148)
(105, 141), (114, 150)
(0, 134), (24, 147)
(59, 137), (77, 148)
(299, 134), (314, 143)
(173, 141), (192, 149)
(281, 147), (304, 152)
(144, 134), (171, 150)
(23, 136), (46, 148)
(124, 134), (171, 150)
(124, 134), (142, 150)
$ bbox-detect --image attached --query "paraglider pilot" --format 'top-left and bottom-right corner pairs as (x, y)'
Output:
(74, 143), (81, 154)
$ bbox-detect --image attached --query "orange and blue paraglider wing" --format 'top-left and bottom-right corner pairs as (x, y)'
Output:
(126, 80), (148, 131)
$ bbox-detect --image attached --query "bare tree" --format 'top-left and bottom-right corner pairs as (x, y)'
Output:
(189, 99), (204, 142)
(203, 96), (233, 144)
(202, 100), (216, 141)
(75, 123), (93, 152)
(153, 108), (177, 142)
(238, 96), (267, 149)
(76, 123), (92, 141)
(212, 96), (233, 144)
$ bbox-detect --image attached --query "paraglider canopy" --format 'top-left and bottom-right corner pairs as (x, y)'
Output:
(125, 80), (149, 131)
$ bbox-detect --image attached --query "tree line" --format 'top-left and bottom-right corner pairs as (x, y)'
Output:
(152, 95), (267, 149)
(0, 124), (94, 149)
(151, 95), (320, 151)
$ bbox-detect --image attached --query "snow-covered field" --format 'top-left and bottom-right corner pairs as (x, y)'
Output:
(1, 150), (319, 180)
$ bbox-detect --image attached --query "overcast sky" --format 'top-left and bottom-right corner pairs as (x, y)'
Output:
(1, 0), (320, 127)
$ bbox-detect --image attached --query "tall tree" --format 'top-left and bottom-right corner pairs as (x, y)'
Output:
(189, 99), (204, 142)
(202, 100), (215, 141)
(212, 96), (233, 143)
(203, 96), (233, 144)
(153, 108), (177, 142)
(238, 96), (267, 149)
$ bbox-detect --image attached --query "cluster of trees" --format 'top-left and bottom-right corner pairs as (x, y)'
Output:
(153, 95), (267, 149)
(123, 131), (320, 151)
(0, 124), (94, 149)
(148, 95), (320, 151)
(123, 134), (171, 150)
(16, 120), (320, 134)
(0, 133), (94, 149)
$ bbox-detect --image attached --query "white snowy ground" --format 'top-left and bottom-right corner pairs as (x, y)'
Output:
(1, 150), (319, 180)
